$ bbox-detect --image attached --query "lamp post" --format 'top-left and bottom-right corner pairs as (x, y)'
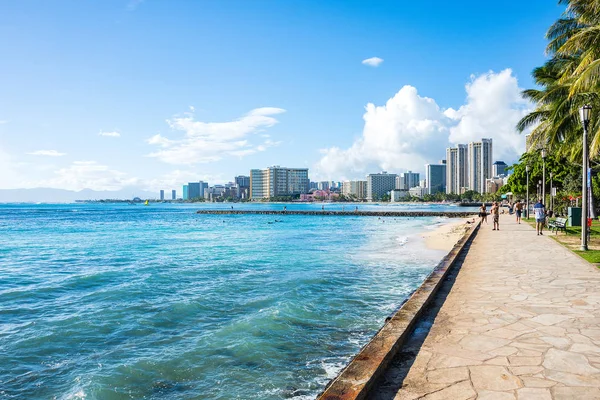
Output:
(541, 149), (547, 206)
(538, 180), (542, 200)
(550, 172), (553, 212)
(526, 165), (530, 219)
(579, 105), (592, 251)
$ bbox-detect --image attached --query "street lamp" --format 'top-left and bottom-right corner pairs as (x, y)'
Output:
(541, 149), (547, 206)
(579, 105), (592, 251)
(538, 180), (542, 199)
(550, 172), (553, 212)
(526, 165), (530, 218)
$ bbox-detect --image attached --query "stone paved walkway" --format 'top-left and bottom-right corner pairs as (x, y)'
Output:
(372, 215), (600, 400)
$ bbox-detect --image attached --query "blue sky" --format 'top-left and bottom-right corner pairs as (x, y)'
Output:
(0, 0), (562, 193)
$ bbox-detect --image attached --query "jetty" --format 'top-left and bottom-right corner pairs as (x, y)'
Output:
(320, 216), (600, 399)
(195, 210), (476, 217)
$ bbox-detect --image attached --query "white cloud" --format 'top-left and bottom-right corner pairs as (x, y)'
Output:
(446, 69), (530, 162)
(27, 150), (67, 157)
(39, 161), (139, 191)
(314, 69), (531, 180)
(99, 130), (121, 137)
(189, 106), (195, 112)
(362, 57), (384, 67)
(0, 120), (8, 124)
(147, 107), (285, 165)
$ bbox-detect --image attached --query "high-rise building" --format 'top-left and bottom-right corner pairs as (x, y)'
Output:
(235, 175), (250, 188)
(171, 190), (176, 200)
(318, 181), (330, 191)
(493, 161), (508, 177)
(468, 138), (493, 193)
(366, 172), (397, 201)
(159, 190), (164, 200)
(188, 182), (201, 199)
(235, 175), (250, 199)
(396, 171), (420, 190)
(342, 180), (367, 199)
(395, 175), (404, 190)
(446, 144), (469, 194)
(446, 147), (457, 194)
(426, 163), (447, 195)
(249, 166), (310, 199)
(183, 185), (189, 200)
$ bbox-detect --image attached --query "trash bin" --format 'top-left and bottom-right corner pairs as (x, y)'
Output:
(568, 207), (582, 227)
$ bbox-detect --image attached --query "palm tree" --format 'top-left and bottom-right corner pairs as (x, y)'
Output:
(519, 0), (600, 161)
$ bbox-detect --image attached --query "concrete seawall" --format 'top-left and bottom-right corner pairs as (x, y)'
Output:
(195, 210), (476, 217)
(318, 220), (481, 399)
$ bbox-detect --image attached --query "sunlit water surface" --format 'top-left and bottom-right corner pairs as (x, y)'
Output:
(0, 203), (474, 399)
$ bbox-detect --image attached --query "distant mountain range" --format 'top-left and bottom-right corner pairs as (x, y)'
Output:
(0, 188), (158, 203)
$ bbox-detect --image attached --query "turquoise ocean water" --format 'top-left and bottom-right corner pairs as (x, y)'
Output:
(0, 203), (474, 399)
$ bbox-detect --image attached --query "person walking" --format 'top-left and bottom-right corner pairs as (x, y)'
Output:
(492, 202), (500, 231)
(515, 200), (523, 224)
(479, 203), (488, 225)
(534, 198), (546, 236)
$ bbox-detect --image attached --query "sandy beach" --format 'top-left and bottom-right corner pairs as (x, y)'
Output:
(422, 217), (475, 251)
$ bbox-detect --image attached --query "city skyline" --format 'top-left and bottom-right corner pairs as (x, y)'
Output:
(0, 1), (560, 196)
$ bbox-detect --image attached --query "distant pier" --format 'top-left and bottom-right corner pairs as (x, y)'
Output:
(195, 210), (476, 217)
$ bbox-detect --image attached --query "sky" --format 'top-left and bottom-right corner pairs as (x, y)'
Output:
(0, 0), (564, 194)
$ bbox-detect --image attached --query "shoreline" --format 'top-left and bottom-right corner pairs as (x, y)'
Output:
(422, 216), (476, 251)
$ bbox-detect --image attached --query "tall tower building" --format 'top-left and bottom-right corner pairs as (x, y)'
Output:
(446, 148), (457, 194)
(426, 163), (447, 195)
(468, 138), (493, 193)
(457, 144), (469, 193)
(446, 144), (470, 194)
(366, 172), (397, 201)
(159, 190), (164, 200)
(171, 190), (176, 200)
(493, 161), (507, 177)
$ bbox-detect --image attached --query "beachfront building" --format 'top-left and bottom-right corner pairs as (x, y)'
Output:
(188, 182), (201, 199)
(182, 185), (189, 200)
(493, 161), (508, 177)
(159, 190), (164, 200)
(367, 172), (397, 201)
(409, 186), (428, 198)
(342, 180), (367, 200)
(171, 190), (176, 200)
(486, 177), (505, 193)
(396, 171), (420, 190)
(468, 138), (493, 193)
(390, 189), (410, 202)
(426, 163), (447, 195)
(233, 176), (250, 199)
(249, 166), (310, 200)
(446, 144), (469, 194)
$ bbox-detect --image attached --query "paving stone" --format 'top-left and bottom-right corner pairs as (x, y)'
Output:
(426, 367), (469, 384)
(476, 390), (516, 400)
(516, 387), (552, 400)
(421, 380), (475, 400)
(552, 386), (600, 399)
(520, 377), (556, 388)
(485, 356), (509, 366)
(543, 348), (600, 374)
(508, 356), (542, 366)
(469, 365), (522, 391)
(459, 335), (510, 353)
(544, 370), (600, 387)
(509, 366), (545, 376)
